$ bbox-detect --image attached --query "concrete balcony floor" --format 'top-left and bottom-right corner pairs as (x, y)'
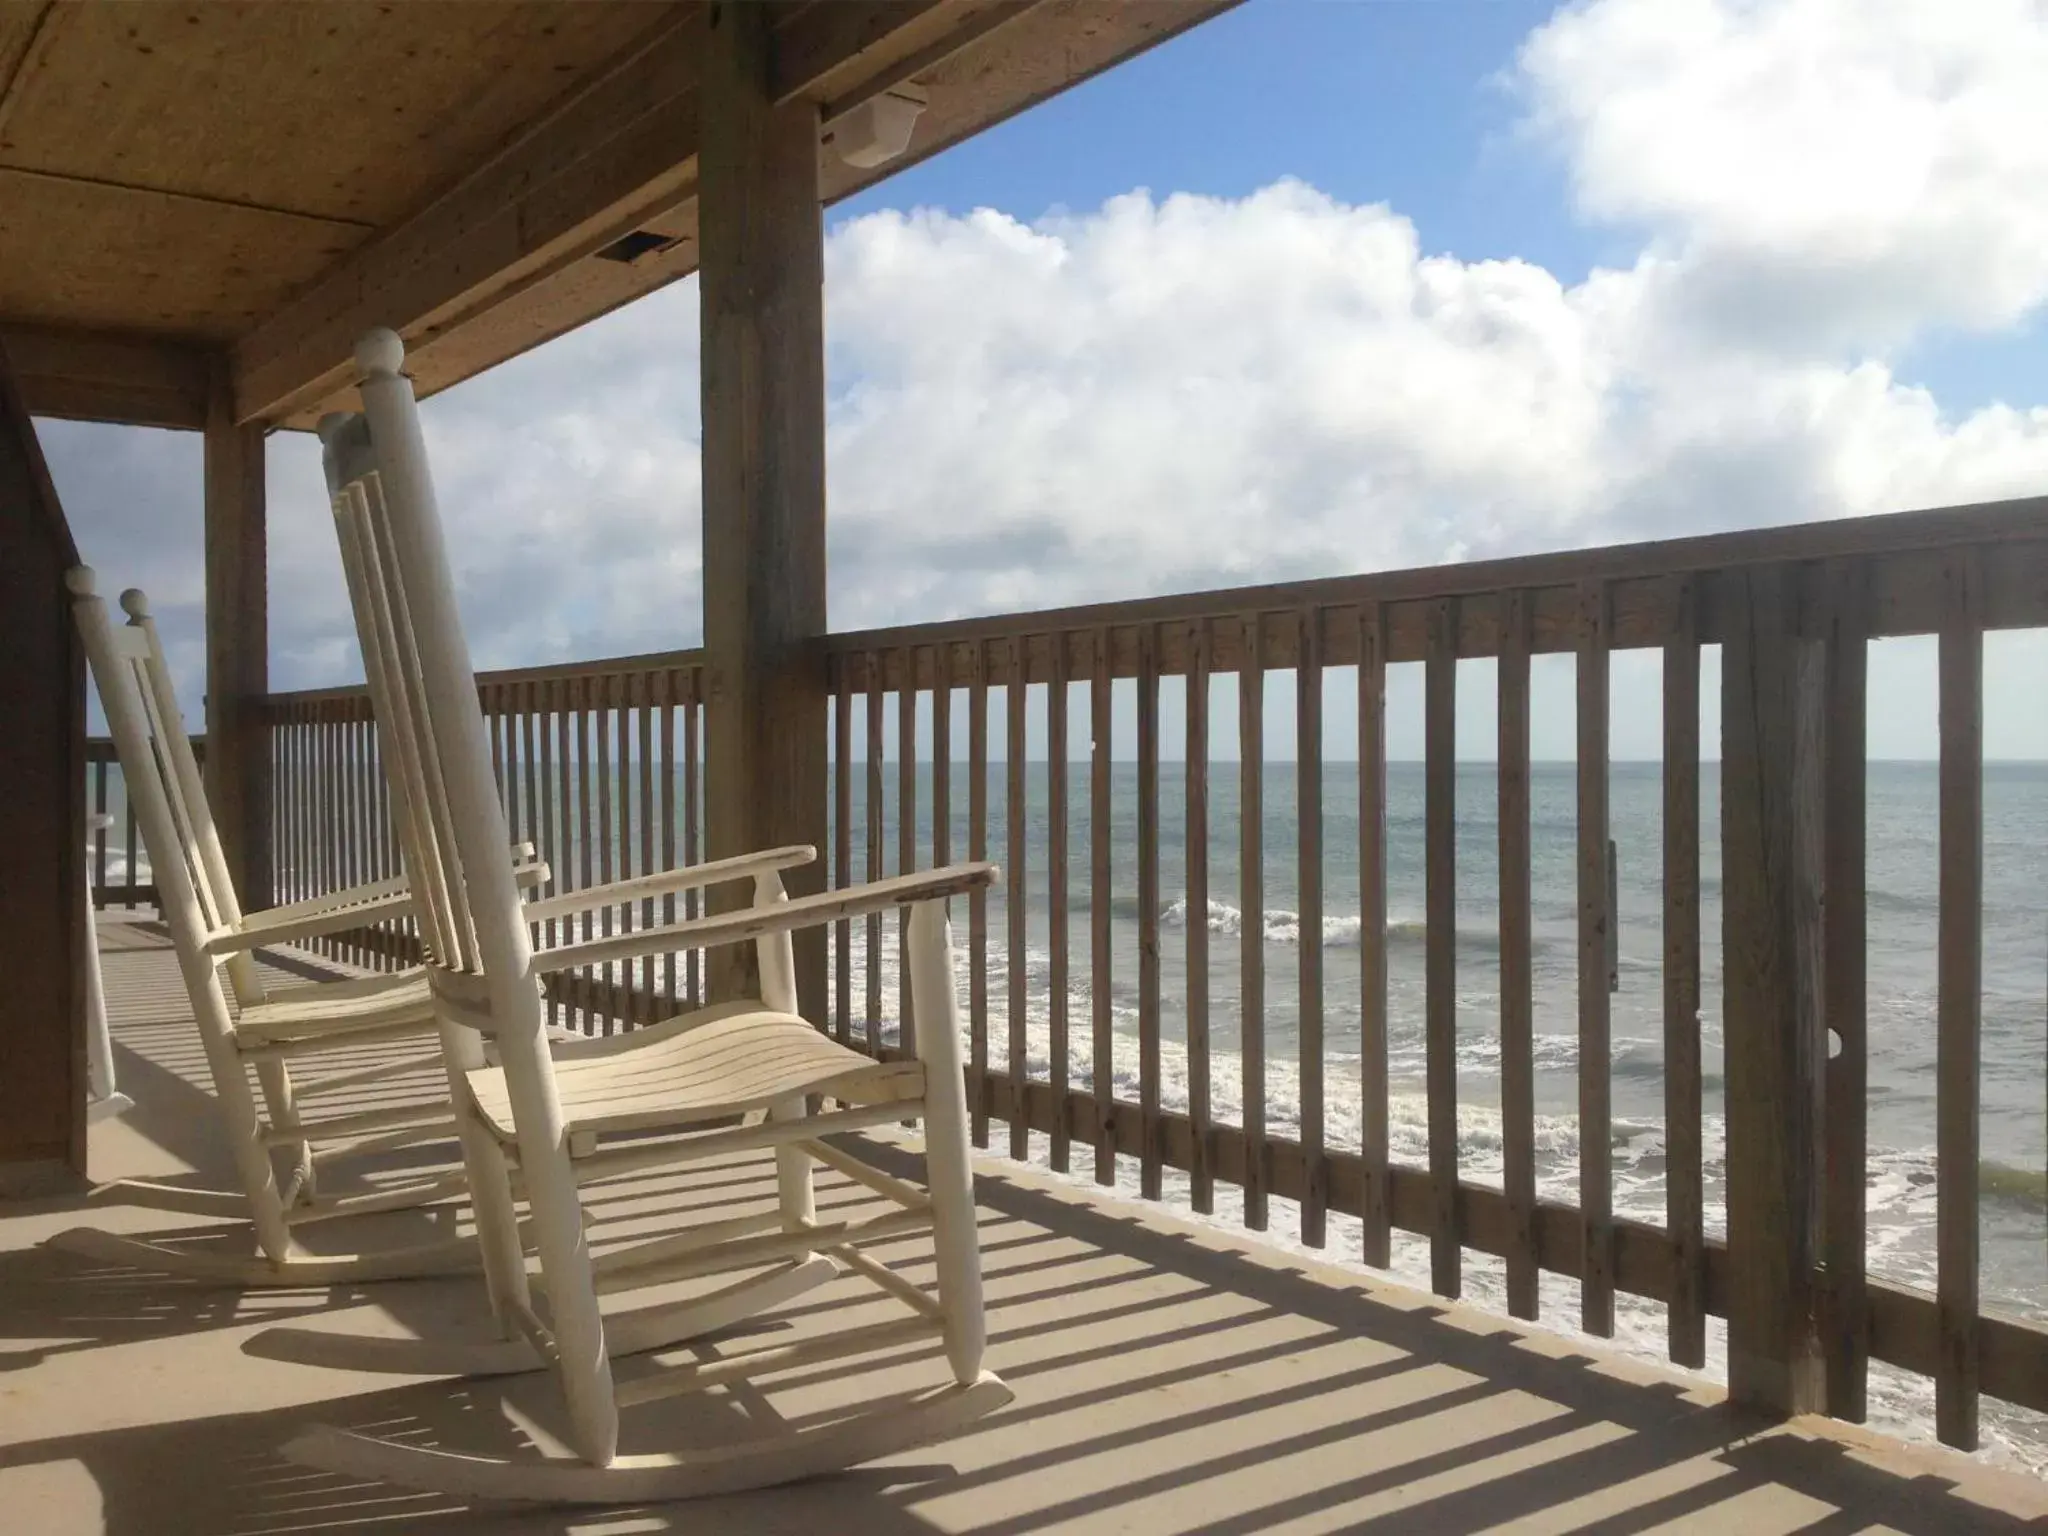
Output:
(1, 917), (2043, 1535)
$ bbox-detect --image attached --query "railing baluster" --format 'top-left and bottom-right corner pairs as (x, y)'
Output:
(660, 674), (678, 1010)
(866, 651), (884, 1055)
(682, 676), (700, 1009)
(576, 678), (596, 1030)
(1091, 625), (1114, 1186)
(125, 732), (140, 909)
(1358, 602), (1390, 1266)
(1048, 631), (1071, 1172)
(541, 678), (562, 1025)
(1185, 618), (1213, 1215)
(934, 646), (951, 868)
(1240, 612), (1267, 1231)
(1297, 608), (1326, 1247)
(1137, 621), (1163, 1203)
(1499, 589), (1538, 1320)
(597, 679), (617, 1030)
(1425, 596), (1460, 1297)
(1936, 548), (1983, 1451)
(636, 674), (655, 1025)
(1664, 576), (1706, 1366)
(91, 751), (108, 908)
(899, 644), (918, 1051)
(1577, 578), (1615, 1335)
(1006, 637), (1030, 1162)
(969, 640), (991, 1148)
(834, 662), (853, 1045)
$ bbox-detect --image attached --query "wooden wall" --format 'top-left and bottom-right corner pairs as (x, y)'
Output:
(0, 339), (85, 1191)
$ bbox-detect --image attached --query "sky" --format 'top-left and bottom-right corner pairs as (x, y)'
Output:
(40, 0), (2048, 761)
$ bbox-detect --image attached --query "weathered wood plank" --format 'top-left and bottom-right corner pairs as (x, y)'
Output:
(699, 4), (829, 1009)
(1425, 596), (1460, 1296)
(1721, 563), (1827, 1418)
(968, 641), (991, 1148)
(1185, 618), (1214, 1215)
(1047, 631), (1071, 1173)
(1936, 549), (1983, 1452)
(0, 338), (87, 1186)
(1358, 601), (1391, 1268)
(898, 646), (918, 1052)
(1822, 561), (1869, 1414)
(834, 668), (853, 1044)
(204, 366), (269, 907)
(1006, 638), (1029, 1163)
(866, 657), (885, 1055)
(1091, 627), (1115, 1186)
(1137, 622), (1164, 1203)
(1663, 576), (1706, 1369)
(1297, 609), (1327, 1247)
(1498, 589), (1537, 1320)
(1577, 580), (1615, 1336)
(822, 495), (2048, 676)
(1239, 613), (1267, 1231)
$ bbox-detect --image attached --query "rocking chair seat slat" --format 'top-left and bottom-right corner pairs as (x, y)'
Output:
(235, 971), (436, 1044)
(464, 1009), (920, 1144)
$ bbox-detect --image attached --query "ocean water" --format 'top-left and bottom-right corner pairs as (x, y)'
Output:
(837, 760), (2048, 1474)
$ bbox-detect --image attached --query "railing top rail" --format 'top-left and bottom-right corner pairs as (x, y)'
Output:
(259, 644), (707, 710)
(823, 491), (2048, 656)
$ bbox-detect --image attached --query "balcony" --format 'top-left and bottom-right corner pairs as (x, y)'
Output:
(2, 913), (2042, 1532)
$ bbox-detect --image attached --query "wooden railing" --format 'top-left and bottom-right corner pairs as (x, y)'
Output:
(205, 491), (2043, 1454)
(824, 493), (2048, 1451)
(83, 733), (196, 909)
(261, 648), (709, 1031)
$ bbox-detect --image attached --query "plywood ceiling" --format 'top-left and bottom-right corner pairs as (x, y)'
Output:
(0, 0), (1238, 428)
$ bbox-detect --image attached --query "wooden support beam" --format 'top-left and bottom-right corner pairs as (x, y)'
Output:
(1720, 563), (1828, 1417)
(698, 0), (828, 1015)
(2, 323), (211, 431)
(205, 364), (270, 906)
(0, 335), (87, 1192)
(230, 0), (1229, 426)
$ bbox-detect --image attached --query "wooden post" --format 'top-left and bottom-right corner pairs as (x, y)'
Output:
(205, 363), (271, 907)
(1720, 563), (1827, 1417)
(0, 342), (88, 1192)
(699, 0), (828, 1011)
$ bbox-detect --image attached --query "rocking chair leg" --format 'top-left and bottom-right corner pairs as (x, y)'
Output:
(255, 1058), (317, 1205)
(443, 1025), (528, 1338)
(194, 963), (298, 1264)
(909, 899), (987, 1386)
(772, 1094), (815, 1235)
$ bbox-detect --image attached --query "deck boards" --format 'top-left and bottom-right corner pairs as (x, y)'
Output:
(1, 919), (2042, 1536)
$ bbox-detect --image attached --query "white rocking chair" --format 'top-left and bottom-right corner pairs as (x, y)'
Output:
(262, 329), (1010, 1502)
(51, 571), (538, 1286)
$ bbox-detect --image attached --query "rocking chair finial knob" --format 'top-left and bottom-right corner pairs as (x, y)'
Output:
(119, 589), (151, 621)
(64, 565), (97, 597)
(356, 328), (406, 380)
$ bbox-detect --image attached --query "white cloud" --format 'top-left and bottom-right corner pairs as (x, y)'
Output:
(37, 0), (2048, 759)
(1519, 0), (2048, 352)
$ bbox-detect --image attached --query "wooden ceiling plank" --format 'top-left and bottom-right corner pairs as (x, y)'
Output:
(1, 3), (687, 229)
(1, 162), (372, 231)
(0, 0), (60, 144)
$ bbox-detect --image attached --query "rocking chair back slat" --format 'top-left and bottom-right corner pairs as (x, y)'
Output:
(320, 333), (614, 1462)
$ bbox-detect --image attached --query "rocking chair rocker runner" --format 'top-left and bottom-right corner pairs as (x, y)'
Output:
(265, 328), (1010, 1502)
(54, 571), (541, 1285)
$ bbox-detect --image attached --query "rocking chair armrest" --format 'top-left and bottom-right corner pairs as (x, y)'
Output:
(531, 862), (999, 976)
(521, 845), (817, 923)
(205, 886), (418, 955)
(252, 874), (414, 927)
(232, 846), (548, 931)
